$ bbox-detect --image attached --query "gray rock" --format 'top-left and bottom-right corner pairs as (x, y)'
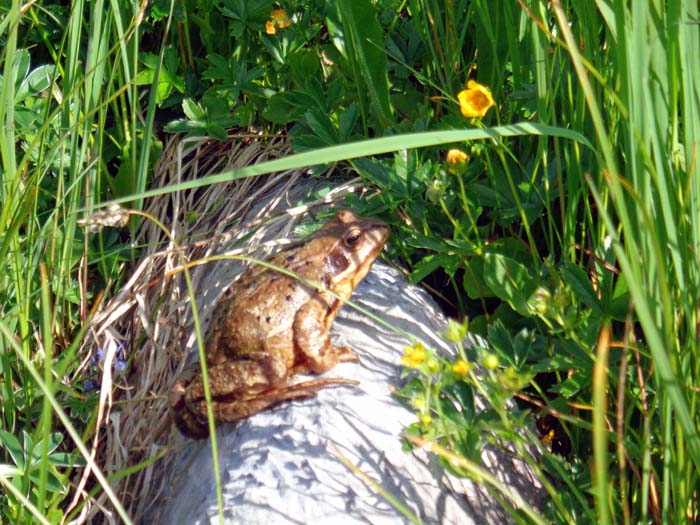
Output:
(153, 262), (543, 525)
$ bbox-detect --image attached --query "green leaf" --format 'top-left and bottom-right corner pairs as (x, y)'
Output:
(334, 0), (393, 128)
(549, 369), (591, 398)
(0, 430), (25, 468)
(487, 321), (537, 366)
(338, 103), (360, 141)
(263, 90), (317, 124)
(439, 381), (475, 425)
(29, 432), (63, 463)
(16, 64), (56, 102)
(464, 239), (530, 300)
(219, 0), (271, 26)
(410, 253), (459, 282)
(406, 233), (471, 254)
(29, 470), (66, 494)
(395, 376), (425, 400)
(351, 157), (399, 190)
(182, 98), (204, 121)
(165, 98), (237, 139)
(608, 274), (631, 321)
(483, 253), (537, 316)
(12, 48), (31, 93)
(136, 48), (183, 105)
(46, 452), (85, 467)
(531, 353), (590, 373)
(304, 109), (338, 145)
(462, 257), (495, 299)
(560, 262), (603, 314)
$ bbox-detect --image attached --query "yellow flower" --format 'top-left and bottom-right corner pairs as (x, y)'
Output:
(457, 80), (495, 118)
(271, 9), (292, 27)
(451, 359), (473, 377)
(266, 9), (292, 34)
(445, 149), (468, 174)
(402, 342), (426, 368)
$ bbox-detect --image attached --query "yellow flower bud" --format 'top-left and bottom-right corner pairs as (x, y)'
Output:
(444, 317), (468, 342)
(483, 353), (499, 369)
(500, 366), (529, 391)
(445, 149), (468, 174)
(426, 179), (444, 203)
(530, 286), (552, 316)
(418, 413), (433, 426)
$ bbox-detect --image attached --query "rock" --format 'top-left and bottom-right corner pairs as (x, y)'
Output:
(151, 262), (543, 524)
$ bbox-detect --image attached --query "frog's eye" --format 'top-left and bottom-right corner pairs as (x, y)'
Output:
(345, 229), (362, 247)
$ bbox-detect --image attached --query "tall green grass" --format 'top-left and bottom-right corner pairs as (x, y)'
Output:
(0, 1), (157, 522)
(581, 1), (699, 522)
(525, 0), (700, 522)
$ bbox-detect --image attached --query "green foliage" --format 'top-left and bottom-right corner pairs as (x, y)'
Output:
(333, 0), (393, 130)
(148, 0), (399, 143)
(0, 0), (156, 522)
(385, 1), (700, 524)
(2, 0), (700, 523)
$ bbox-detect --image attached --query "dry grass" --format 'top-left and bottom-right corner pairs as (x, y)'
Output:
(70, 132), (362, 523)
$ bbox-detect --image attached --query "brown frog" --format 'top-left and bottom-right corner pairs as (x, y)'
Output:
(169, 210), (389, 438)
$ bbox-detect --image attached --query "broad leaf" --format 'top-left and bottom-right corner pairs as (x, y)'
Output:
(483, 253), (537, 316)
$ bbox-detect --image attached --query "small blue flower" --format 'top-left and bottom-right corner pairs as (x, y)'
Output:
(90, 344), (128, 374)
(115, 358), (127, 372)
(91, 347), (106, 367)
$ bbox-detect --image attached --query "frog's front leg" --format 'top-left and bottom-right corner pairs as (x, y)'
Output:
(292, 298), (360, 375)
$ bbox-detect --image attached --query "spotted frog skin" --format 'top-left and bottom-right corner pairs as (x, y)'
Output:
(169, 210), (389, 438)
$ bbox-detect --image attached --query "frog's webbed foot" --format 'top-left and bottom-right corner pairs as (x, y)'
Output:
(214, 377), (359, 423)
(169, 371), (211, 439)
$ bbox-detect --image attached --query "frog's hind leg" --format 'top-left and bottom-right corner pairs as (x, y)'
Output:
(215, 377), (359, 422)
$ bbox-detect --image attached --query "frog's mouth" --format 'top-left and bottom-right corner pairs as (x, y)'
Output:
(364, 223), (390, 255)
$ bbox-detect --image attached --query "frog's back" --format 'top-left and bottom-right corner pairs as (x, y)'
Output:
(205, 262), (317, 363)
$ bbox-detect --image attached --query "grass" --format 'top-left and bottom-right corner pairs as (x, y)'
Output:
(552, 0), (700, 520)
(0, 0), (154, 522)
(1, 0), (699, 523)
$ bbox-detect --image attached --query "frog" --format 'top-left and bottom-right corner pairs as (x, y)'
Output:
(169, 209), (389, 439)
